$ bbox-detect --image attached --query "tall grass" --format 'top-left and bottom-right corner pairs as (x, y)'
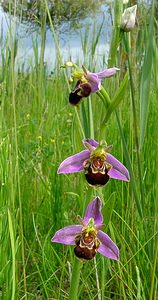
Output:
(0, 1), (157, 299)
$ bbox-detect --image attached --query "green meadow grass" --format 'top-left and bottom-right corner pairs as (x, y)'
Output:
(0, 1), (158, 299)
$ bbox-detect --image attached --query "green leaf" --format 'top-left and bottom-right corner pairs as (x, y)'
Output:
(139, 3), (154, 150)
(102, 72), (128, 125)
(115, 112), (143, 218)
(97, 86), (111, 109)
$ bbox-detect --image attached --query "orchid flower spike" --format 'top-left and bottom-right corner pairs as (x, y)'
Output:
(58, 139), (130, 187)
(65, 63), (119, 105)
(52, 197), (119, 261)
(120, 5), (137, 32)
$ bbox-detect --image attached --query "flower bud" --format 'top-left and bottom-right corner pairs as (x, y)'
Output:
(65, 61), (73, 67)
(69, 76), (73, 83)
(120, 5), (137, 32)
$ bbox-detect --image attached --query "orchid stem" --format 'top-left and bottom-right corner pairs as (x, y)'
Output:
(75, 107), (86, 139)
(94, 257), (102, 300)
(68, 258), (83, 300)
(101, 257), (105, 299)
(88, 96), (94, 139)
(94, 187), (104, 205)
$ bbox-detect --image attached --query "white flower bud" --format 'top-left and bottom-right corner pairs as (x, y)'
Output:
(120, 5), (137, 32)
(123, 0), (129, 4)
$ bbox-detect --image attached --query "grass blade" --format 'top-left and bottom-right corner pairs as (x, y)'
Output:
(8, 210), (16, 300)
(139, 2), (154, 150)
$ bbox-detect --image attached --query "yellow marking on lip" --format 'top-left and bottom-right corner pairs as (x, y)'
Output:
(90, 145), (107, 161)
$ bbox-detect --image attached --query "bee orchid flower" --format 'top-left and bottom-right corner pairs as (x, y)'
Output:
(57, 138), (130, 186)
(51, 197), (119, 261)
(66, 63), (119, 105)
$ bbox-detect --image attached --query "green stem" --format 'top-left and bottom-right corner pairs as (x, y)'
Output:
(94, 257), (101, 300)
(75, 107), (86, 139)
(69, 258), (83, 300)
(149, 234), (158, 300)
(101, 257), (105, 299)
(88, 96), (94, 139)
(97, 87), (111, 132)
(8, 210), (16, 300)
(108, 0), (123, 67)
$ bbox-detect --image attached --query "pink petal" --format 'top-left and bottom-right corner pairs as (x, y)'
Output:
(82, 138), (98, 148)
(57, 150), (90, 174)
(51, 225), (82, 245)
(97, 230), (119, 260)
(86, 72), (101, 92)
(84, 197), (103, 226)
(95, 67), (120, 79)
(106, 153), (130, 181)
